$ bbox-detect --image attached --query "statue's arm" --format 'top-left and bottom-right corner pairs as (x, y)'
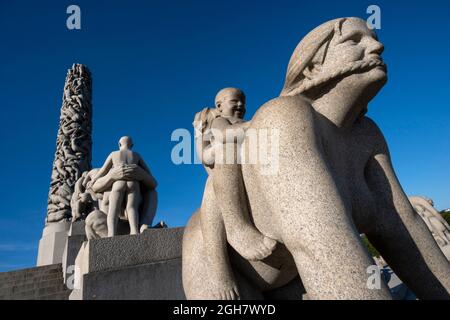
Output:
(91, 169), (115, 193)
(365, 122), (426, 225)
(211, 117), (247, 143)
(133, 164), (157, 190)
(194, 133), (215, 167)
(137, 153), (151, 173)
(364, 121), (450, 290)
(93, 153), (113, 181)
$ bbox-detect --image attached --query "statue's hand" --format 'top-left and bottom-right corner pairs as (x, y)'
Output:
(124, 164), (146, 181)
(109, 164), (143, 181)
(109, 164), (130, 181)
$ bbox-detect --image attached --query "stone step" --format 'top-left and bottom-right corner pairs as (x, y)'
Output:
(0, 277), (64, 295)
(0, 283), (67, 300)
(0, 272), (63, 289)
(0, 264), (61, 277)
(0, 264), (62, 283)
(39, 290), (71, 300)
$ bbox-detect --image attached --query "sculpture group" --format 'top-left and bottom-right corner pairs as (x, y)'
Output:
(42, 16), (449, 300)
(182, 17), (450, 300)
(70, 137), (158, 239)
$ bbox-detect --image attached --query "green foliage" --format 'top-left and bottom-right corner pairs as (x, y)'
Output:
(441, 211), (450, 225)
(361, 234), (380, 257)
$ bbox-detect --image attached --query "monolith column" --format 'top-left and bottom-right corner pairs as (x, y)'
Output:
(37, 64), (92, 266)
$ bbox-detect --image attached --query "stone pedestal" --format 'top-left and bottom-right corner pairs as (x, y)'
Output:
(37, 221), (71, 266)
(69, 227), (186, 300)
(62, 221), (87, 283)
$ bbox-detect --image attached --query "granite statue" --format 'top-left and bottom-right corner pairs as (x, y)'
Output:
(410, 196), (450, 260)
(70, 150), (158, 239)
(193, 88), (277, 299)
(90, 136), (153, 236)
(183, 17), (450, 300)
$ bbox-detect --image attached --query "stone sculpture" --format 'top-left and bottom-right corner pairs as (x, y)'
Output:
(90, 136), (153, 236)
(183, 17), (450, 300)
(410, 196), (450, 260)
(193, 88), (276, 299)
(46, 64), (92, 223)
(70, 149), (158, 239)
(70, 169), (99, 221)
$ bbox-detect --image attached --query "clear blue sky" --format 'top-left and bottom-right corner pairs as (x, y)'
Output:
(0, 0), (449, 272)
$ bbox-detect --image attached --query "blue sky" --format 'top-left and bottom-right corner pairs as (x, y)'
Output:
(0, 0), (449, 272)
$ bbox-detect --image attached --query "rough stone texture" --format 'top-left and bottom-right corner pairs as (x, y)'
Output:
(183, 17), (450, 300)
(409, 196), (450, 261)
(46, 63), (92, 224)
(85, 227), (183, 273)
(37, 221), (70, 266)
(0, 264), (70, 300)
(70, 228), (184, 300)
(62, 221), (86, 282)
(78, 259), (185, 300)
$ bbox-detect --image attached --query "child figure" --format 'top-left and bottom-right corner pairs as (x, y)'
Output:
(91, 136), (151, 237)
(194, 88), (277, 299)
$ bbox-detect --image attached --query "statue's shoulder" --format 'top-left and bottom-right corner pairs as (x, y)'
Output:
(256, 94), (315, 120)
(356, 116), (388, 150)
(264, 94), (312, 108)
(356, 116), (383, 136)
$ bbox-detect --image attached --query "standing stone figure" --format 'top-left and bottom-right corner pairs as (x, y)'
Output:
(410, 196), (450, 260)
(183, 17), (450, 300)
(90, 136), (153, 236)
(46, 64), (92, 223)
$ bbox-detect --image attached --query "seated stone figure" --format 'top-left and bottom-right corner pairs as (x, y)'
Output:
(71, 169), (99, 221)
(193, 88), (277, 299)
(183, 17), (450, 300)
(410, 196), (450, 259)
(91, 136), (152, 236)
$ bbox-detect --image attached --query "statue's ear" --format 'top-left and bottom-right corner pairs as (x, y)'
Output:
(302, 38), (329, 80)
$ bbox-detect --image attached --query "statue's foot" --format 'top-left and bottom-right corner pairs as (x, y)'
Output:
(228, 227), (277, 261)
(213, 286), (240, 300)
(209, 273), (240, 300)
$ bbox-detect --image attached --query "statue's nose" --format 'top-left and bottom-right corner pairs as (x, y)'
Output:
(367, 38), (384, 56)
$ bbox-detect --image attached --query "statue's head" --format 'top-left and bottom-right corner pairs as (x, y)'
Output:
(119, 136), (133, 149)
(215, 87), (246, 119)
(425, 197), (434, 206)
(281, 17), (387, 99)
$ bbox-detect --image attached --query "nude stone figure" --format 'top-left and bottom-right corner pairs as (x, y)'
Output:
(91, 136), (153, 236)
(410, 196), (450, 260)
(194, 88), (276, 299)
(183, 17), (450, 300)
(82, 163), (158, 239)
(70, 169), (99, 221)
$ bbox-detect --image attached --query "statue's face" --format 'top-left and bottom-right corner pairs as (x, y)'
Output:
(321, 18), (387, 87)
(218, 90), (246, 119)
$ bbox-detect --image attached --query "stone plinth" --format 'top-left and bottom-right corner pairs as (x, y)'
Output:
(69, 227), (185, 300)
(62, 221), (86, 283)
(37, 221), (71, 266)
